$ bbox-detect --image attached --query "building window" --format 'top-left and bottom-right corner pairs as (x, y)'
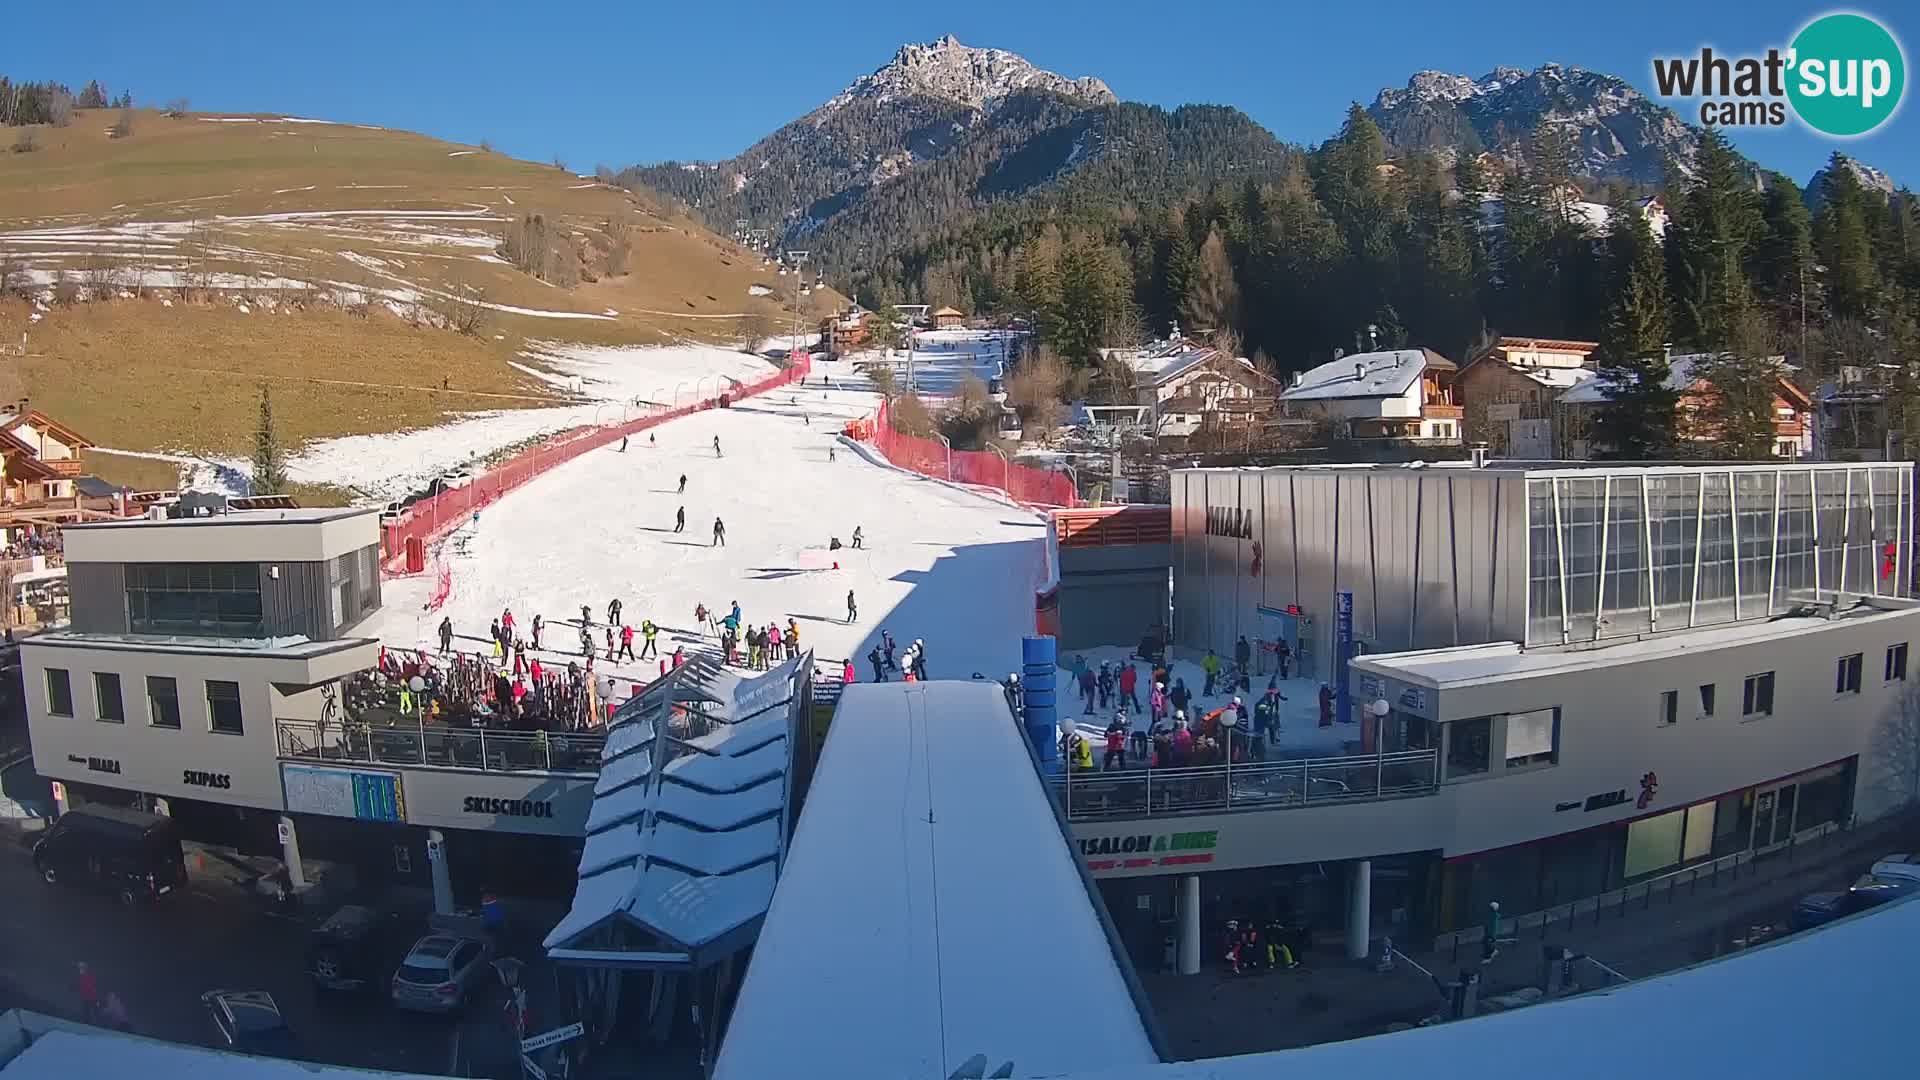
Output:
(1505, 707), (1558, 767)
(125, 562), (265, 637)
(45, 668), (73, 717)
(1699, 683), (1716, 717)
(1446, 716), (1492, 777)
(1743, 672), (1775, 717)
(147, 676), (181, 729)
(1836, 653), (1863, 695)
(93, 672), (124, 724)
(1887, 644), (1908, 683)
(1658, 690), (1679, 726)
(206, 680), (243, 735)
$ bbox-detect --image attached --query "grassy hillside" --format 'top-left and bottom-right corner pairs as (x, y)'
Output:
(0, 108), (842, 462)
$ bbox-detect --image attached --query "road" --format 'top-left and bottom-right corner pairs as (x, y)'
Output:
(0, 826), (523, 1076)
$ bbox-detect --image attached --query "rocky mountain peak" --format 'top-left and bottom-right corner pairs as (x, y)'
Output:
(823, 35), (1116, 115)
(1367, 63), (1700, 185)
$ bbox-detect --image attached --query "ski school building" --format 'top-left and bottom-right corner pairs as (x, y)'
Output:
(18, 507), (600, 906)
(1058, 459), (1920, 967)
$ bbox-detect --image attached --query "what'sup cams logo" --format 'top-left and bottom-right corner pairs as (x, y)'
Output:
(1653, 12), (1906, 136)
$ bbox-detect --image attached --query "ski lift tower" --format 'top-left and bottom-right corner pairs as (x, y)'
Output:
(786, 249), (810, 359)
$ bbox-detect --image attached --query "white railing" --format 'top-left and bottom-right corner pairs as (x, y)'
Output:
(275, 718), (604, 776)
(1046, 749), (1440, 819)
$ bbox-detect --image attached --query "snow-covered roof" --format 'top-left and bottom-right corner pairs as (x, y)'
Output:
(1069, 892), (1920, 1080)
(1559, 353), (1799, 405)
(714, 680), (1160, 1080)
(1282, 349), (1454, 402)
(1519, 366), (1597, 390)
(544, 656), (804, 962)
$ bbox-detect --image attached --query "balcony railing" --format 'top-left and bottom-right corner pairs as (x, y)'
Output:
(1421, 403), (1465, 420)
(276, 718), (604, 776)
(1046, 749), (1439, 820)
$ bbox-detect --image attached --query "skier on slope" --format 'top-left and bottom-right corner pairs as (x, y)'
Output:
(618, 623), (636, 663)
(674, 506), (686, 533)
(531, 613), (544, 649)
(712, 517), (727, 546)
(639, 619), (659, 660)
(608, 597), (622, 627)
(713, 435), (722, 458)
(580, 604), (593, 628)
(619, 435), (628, 452)
(882, 630), (898, 672)
(678, 474), (687, 495)
(649, 433), (656, 448)
(437, 616), (453, 654)
(851, 526), (864, 550)
(846, 590), (858, 624)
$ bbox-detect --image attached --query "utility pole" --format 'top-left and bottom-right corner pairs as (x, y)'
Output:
(788, 249), (809, 360)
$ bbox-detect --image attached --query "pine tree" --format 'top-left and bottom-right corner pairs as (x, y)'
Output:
(1181, 227), (1240, 334)
(1694, 312), (1786, 459)
(1592, 196), (1680, 459)
(1670, 129), (1764, 348)
(77, 80), (107, 110)
(1813, 155), (1881, 321)
(251, 384), (288, 496)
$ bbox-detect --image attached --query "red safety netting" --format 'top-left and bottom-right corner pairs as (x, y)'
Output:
(382, 358), (811, 573)
(868, 399), (1076, 508)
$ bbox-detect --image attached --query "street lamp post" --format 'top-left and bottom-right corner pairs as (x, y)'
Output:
(935, 434), (953, 482)
(787, 249), (810, 362)
(989, 443), (1011, 496)
(1220, 708), (1237, 808)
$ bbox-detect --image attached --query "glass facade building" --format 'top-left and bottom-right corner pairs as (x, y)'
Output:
(1171, 462), (1915, 674)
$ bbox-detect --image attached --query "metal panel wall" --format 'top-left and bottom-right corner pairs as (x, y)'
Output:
(65, 562), (126, 634)
(262, 560), (330, 640)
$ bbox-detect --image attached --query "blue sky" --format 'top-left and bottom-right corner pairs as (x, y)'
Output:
(3, 1), (1911, 187)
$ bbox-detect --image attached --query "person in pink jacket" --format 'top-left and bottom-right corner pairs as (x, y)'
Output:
(841, 658), (856, 683)
(1150, 682), (1167, 724)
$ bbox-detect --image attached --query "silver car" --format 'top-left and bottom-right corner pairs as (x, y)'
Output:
(389, 934), (493, 1013)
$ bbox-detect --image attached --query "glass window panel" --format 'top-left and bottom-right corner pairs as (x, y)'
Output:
(46, 668), (73, 716)
(1625, 809), (1686, 878)
(93, 672), (124, 723)
(1682, 802), (1717, 862)
(1447, 716), (1492, 778)
(207, 680), (243, 735)
(147, 676), (181, 729)
(1505, 708), (1557, 765)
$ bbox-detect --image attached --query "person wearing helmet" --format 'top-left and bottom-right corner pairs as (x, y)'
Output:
(1171, 710), (1194, 764)
(911, 639), (927, 680)
(1150, 681), (1167, 724)
(1003, 672), (1022, 717)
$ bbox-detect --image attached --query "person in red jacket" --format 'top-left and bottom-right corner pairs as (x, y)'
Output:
(1118, 663), (1139, 711)
(618, 624), (637, 662)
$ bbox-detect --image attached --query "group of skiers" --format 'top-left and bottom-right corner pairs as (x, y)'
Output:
(374, 641), (607, 733)
(863, 630), (926, 682)
(1057, 653), (1295, 772)
(707, 601), (805, 670)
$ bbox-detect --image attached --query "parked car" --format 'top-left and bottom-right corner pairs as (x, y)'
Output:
(390, 933), (494, 1013)
(32, 804), (186, 906)
(201, 989), (300, 1057)
(308, 904), (401, 995)
(1868, 854), (1920, 887)
(1789, 879), (1917, 931)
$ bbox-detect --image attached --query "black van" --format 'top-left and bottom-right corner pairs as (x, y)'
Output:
(31, 804), (188, 906)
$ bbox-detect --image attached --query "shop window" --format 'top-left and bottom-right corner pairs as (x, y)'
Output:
(1624, 809), (1686, 879)
(1446, 716), (1492, 778)
(1682, 802), (1716, 862)
(207, 680), (243, 735)
(1699, 683), (1715, 717)
(1504, 707), (1558, 768)
(1835, 653), (1863, 695)
(1743, 672), (1774, 717)
(147, 676), (181, 729)
(126, 562), (264, 637)
(1658, 690), (1678, 726)
(93, 672), (124, 724)
(1887, 644), (1908, 683)
(45, 668), (73, 717)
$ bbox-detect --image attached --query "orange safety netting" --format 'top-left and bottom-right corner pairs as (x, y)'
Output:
(868, 398), (1076, 508)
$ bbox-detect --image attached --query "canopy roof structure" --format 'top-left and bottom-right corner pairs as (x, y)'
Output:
(542, 652), (810, 970)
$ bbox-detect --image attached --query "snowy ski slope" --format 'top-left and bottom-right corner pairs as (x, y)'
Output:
(366, 339), (1045, 683)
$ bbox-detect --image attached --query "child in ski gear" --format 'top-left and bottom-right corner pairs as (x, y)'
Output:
(1150, 682), (1167, 723)
(851, 526), (863, 549)
(605, 627), (617, 662)
(618, 624), (636, 662)
(639, 620), (658, 659)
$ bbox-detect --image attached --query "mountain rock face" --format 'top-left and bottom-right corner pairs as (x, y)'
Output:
(625, 36), (1280, 272)
(1367, 64), (1700, 185)
(1805, 154), (1899, 210)
(823, 34), (1115, 114)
